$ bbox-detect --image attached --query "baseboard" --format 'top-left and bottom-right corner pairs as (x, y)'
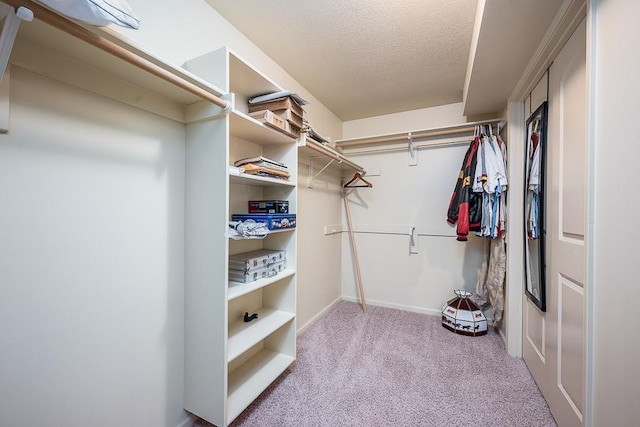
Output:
(498, 324), (507, 349)
(340, 296), (442, 317)
(297, 296), (342, 335)
(175, 414), (197, 427)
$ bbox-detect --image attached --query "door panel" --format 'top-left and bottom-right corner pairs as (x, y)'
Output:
(523, 18), (586, 427)
(559, 276), (584, 414)
(526, 302), (545, 361)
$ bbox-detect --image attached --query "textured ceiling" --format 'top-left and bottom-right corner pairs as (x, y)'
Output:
(205, 0), (563, 121)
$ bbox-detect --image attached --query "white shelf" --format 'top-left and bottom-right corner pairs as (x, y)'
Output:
(227, 308), (295, 363)
(227, 349), (294, 422)
(11, 11), (225, 123)
(298, 138), (365, 173)
(229, 51), (282, 98)
(228, 269), (296, 301)
(227, 228), (296, 242)
(231, 111), (296, 145)
(229, 170), (296, 187)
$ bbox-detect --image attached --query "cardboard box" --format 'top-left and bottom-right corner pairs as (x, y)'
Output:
(248, 96), (304, 117)
(274, 108), (303, 128)
(249, 109), (287, 131)
(249, 109), (299, 138)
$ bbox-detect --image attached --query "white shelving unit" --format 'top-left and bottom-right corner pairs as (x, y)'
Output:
(184, 47), (298, 426)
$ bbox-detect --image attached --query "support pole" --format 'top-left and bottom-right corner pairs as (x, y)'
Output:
(343, 188), (367, 313)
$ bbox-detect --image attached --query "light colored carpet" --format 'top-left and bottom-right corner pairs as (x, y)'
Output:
(199, 300), (557, 426)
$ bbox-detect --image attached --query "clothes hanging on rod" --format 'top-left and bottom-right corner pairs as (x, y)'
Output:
(473, 237), (506, 327)
(446, 135), (482, 241)
(447, 124), (508, 241)
(447, 124), (508, 325)
(472, 129), (508, 239)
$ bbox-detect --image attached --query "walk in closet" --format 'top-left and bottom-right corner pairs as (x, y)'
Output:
(2, 1), (638, 426)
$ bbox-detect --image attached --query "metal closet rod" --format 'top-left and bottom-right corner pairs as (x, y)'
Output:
(336, 118), (505, 148)
(3, 0), (229, 110)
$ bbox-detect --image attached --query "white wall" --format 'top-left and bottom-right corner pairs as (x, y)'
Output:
(296, 157), (344, 331)
(343, 102), (466, 138)
(340, 103), (487, 314)
(589, 0), (640, 424)
(0, 68), (185, 426)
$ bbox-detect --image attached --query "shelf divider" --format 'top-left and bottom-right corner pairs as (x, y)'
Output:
(227, 349), (294, 422)
(228, 270), (295, 301)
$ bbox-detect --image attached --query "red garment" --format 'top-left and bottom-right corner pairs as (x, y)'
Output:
(447, 137), (482, 241)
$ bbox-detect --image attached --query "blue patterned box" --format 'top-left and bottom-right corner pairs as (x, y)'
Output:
(231, 213), (296, 230)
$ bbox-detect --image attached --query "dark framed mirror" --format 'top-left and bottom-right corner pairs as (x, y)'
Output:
(524, 101), (547, 311)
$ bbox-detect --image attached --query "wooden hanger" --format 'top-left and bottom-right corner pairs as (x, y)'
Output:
(343, 172), (373, 188)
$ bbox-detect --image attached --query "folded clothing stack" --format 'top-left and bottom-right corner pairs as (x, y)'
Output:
(227, 220), (270, 240)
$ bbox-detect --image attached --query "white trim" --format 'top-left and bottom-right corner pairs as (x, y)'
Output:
(296, 296), (342, 335)
(462, 0), (486, 108)
(510, 0), (587, 102)
(175, 414), (197, 427)
(584, 1), (597, 425)
(498, 325), (507, 349)
(505, 101), (525, 357)
(341, 295), (442, 317)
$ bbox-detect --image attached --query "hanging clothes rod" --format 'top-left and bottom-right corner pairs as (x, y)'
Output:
(2, 0), (230, 110)
(301, 138), (365, 173)
(336, 118), (504, 148)
(343, 137), (472, 155)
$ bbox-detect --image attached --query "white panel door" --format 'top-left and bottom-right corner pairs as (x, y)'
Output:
(523, 19), (586, 427)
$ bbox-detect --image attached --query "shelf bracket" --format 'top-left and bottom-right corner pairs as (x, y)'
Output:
(0, 6), (33, 133)
(307, 155), (337, 188)
(408, 132), (417, 166)
(409, 226), (419, 254)
(0, 6), (33, 81)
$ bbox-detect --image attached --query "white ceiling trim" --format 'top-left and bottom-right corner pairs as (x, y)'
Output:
(462, 0), (486, 109)
(509, 0), (587, 102)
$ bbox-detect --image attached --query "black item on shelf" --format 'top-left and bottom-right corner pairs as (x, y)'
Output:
(244, 312), (258, 322)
